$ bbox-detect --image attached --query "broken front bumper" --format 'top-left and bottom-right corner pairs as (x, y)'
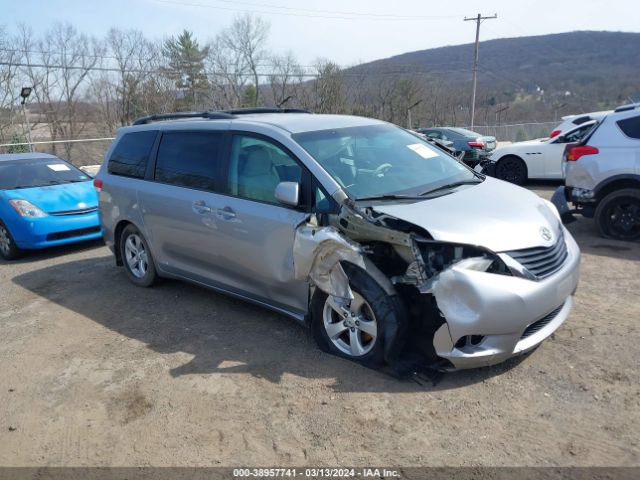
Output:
(431, 228), (580, 369)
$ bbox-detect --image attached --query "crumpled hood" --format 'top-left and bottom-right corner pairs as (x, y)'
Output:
(372, 177), (561, 252)
(4, 181), (98, 214)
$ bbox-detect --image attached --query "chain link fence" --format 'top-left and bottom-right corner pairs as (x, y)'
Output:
(463, 122), (558, 143)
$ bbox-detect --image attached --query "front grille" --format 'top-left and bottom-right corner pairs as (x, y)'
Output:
(521, 304), (564, 339)
(506, 230), (568, 279)
(50, 207), (98, 216)
(46, 226), (101, 241)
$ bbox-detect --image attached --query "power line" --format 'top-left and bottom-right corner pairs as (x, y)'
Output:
(153, 0), (463, 21)
(163, 0), (464, 19)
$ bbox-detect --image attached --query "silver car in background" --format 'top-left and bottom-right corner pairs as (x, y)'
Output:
(96, 110), (580, 373)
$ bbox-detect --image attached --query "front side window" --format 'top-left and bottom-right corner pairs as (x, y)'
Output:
(0, 158), (90, 190)
(227, 135), (302, 204)
(292, 124), (478, 200)
(108, 130), (157, 179)
(154, 132), (222, 191)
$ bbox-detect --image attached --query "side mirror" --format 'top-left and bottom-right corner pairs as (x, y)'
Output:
(275, 181), (300, 207)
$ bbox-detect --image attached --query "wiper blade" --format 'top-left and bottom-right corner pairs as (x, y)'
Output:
(420, 179), (482, 196)
(356, 194), (426, 202)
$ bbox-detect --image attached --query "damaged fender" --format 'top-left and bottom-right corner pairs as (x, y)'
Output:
(293, 216), (366, 300)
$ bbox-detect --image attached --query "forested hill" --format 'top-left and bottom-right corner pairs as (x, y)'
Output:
(346, 31), (640, 106)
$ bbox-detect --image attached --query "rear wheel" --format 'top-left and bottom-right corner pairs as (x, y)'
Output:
(495, 155), (528, 185)
(120, 224), (158, 286)
(594, 189), (640, 240)
(0, 221), (23, 261)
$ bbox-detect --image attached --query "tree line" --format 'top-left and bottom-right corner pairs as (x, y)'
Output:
(0, 15), (599, 160)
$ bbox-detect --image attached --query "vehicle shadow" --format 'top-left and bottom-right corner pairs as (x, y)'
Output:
(0, 239), (105, 265)
(565, 218), (640, 262)
(12, 256), (529, 392)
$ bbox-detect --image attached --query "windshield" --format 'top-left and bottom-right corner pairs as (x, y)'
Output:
(292, 124), (479, 200)
(0, 158), (90, 190)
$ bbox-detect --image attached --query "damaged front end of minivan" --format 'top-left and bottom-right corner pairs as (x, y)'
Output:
(293, 196), (580, 374)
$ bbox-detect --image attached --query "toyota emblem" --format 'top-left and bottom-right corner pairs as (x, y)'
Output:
(540, 227), (553, 242)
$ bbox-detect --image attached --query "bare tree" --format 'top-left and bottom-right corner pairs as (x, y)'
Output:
(106, 28), (158, 126)
(205, 36), (251, 109)
(267, 51), (303, 107)
(219, 14), (269, 107)
(17, 23), (103, 160)
(311, 59), (344, 114)
(0, 27), (21, 144)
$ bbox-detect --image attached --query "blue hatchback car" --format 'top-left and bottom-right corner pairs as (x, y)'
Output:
(0, 153), (102, 260)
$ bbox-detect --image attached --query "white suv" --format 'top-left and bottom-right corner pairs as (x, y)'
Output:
(552, 103), (640, 240)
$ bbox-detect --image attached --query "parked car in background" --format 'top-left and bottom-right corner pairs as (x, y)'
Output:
(0, 153), (101, 260)
(548, 110), (611, 139)
(416, 127), (496, 167)
(552, 103), (640, 240)
(96, 109), (579, 372)
(486, 120), (598, 184)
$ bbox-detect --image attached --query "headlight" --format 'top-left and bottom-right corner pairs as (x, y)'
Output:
(9, 199), (48, 218)
(454, 256), (495, 272)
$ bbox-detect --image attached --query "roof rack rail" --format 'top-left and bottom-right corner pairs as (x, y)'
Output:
(614, 102), (640, 113)
(132, 111), (235, 125)
(222, 107), (311, 115)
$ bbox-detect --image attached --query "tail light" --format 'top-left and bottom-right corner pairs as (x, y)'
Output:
(549, 129), (561, 138)
(93, 178), (103, 192)
(565, 145), (599, 162)
(468, 139), (486, 148)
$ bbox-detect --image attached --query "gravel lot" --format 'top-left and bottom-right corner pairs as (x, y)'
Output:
(0, 184), (638, 467)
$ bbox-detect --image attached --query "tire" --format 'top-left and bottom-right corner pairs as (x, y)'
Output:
(0, 221), (24, 261)
(495, 155), (528, 185)
(119, 224), (158, 287)
(594, 189), (640, 241)
(310, 262), (406, 369)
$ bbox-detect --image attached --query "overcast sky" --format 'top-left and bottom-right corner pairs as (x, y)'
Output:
(2, 0), (638, 65)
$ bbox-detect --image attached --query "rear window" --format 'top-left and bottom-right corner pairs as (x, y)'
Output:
(107, 131), (157, 178)
(617, 116), (640, 139)
(154, 132), (222, 191)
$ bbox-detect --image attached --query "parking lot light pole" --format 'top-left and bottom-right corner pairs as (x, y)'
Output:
(20, 87), (34, 152)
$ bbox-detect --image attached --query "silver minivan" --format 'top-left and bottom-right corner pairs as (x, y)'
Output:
(96, 110), (580, 372)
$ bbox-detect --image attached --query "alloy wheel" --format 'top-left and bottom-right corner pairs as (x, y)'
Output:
(322, 291), (378, 357)
(124, 233), (149, 278)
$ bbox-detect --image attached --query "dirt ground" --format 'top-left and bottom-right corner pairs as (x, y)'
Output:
(0, 184), (638, 467)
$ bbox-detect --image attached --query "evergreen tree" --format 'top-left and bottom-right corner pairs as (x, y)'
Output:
(163, 30), (209, 109)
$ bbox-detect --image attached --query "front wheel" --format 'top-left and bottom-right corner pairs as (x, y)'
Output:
(495, 155), (527, 185)
(310, 263), (406, 368)
(594, 189), (640, 240)
(0, 221), (23, 261)
(120, 224), (158, 286)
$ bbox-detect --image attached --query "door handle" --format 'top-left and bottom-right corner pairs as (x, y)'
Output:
(217, 206), (237, 220)
(192, 200), (212, 214)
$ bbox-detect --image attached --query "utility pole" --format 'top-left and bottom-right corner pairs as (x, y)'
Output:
(464, 13), (497, 129)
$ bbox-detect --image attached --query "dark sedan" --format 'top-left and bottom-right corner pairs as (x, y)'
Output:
(416, 127), (496, 166)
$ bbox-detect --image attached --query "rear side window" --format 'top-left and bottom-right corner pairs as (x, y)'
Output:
(108, 131), (157, 178)
(572, 116), (591, 126)
(617, 116), (640, 139)
(154, 132), (222, 191)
